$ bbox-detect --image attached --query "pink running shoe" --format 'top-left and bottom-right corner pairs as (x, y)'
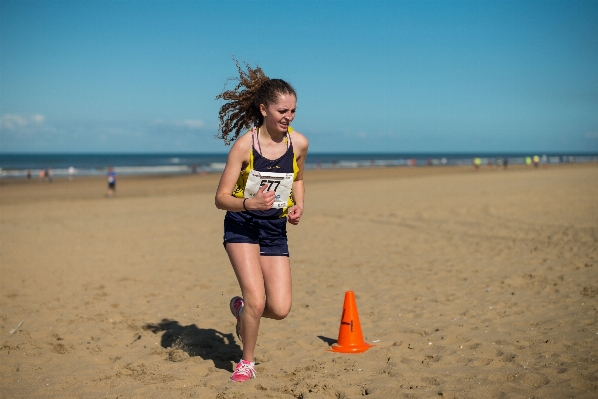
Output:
(229, 296), (244, 342)
(230, 359), (256, 382)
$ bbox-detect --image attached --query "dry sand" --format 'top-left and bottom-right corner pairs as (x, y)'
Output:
(1, 164), (597, 398)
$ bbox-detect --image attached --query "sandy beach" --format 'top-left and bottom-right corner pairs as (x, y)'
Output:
(1, 163), (597, 398)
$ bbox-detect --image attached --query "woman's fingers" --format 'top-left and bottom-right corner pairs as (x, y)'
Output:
(287, 206), (302, 225)
(252, 185), (276, 210)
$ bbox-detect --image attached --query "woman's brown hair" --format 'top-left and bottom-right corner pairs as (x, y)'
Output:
(216, 59), (296, 145)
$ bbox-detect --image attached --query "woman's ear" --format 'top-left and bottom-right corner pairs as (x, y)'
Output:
(260, 103), (267, 117)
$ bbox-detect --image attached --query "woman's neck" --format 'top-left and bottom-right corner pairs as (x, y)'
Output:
(259, 125), (286, 143)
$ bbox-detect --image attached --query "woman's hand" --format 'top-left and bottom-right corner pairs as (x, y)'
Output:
(247, 184), (276, 210)
(287, 205), (303, 225)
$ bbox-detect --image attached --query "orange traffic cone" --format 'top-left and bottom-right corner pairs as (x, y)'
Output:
(327, 291), (372, 353)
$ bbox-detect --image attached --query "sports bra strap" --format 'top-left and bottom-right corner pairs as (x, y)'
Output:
(252, 127), (260, 154)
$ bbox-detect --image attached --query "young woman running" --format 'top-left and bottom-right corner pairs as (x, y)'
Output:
(214, 61), (308, 382)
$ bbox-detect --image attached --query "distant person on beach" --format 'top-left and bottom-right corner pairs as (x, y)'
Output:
(541, 154), (548, 169)
(214, 60), (308, 382)
(68, 166), (75, 180)
(473, 157), (482, 170)
(503, 157), (508, 169)
(107, 167), (116, 197)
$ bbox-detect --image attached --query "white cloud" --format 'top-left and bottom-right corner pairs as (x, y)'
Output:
(151, 119), (205, 130)
(0, 113), (45, 130)
(585, 131), (598, 139)
(176, 119), (205, 129)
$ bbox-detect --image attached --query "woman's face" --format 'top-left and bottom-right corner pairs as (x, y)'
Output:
(261, 93), (296, 134)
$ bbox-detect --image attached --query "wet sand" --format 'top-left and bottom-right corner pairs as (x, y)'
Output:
(1, 163), (597, 398)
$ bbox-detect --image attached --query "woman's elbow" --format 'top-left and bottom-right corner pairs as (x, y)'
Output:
(214, 195), (225, 210)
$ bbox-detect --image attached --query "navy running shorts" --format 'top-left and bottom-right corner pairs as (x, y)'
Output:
(223, 211), (289, 257)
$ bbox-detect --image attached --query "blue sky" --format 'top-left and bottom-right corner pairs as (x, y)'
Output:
(1, 0), (597, 153)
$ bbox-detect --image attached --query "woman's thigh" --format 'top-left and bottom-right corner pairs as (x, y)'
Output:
(225, 243), (265, 304)
(260, 256), (292, 318)
(225, 244), (292, 317)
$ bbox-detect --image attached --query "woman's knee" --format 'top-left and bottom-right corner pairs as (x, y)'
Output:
(243, 297), (266, 319)
(268, 302), (292, 320)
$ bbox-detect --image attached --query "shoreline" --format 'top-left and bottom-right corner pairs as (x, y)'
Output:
(1, 162), (594, 204)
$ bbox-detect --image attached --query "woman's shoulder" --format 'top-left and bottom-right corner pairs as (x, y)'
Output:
(227, 130), (254, 160)
(289, 128), (308, 151)
(230, 130), (254, 149)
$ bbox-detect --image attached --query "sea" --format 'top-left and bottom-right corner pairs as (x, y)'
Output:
(1, 152), (597, 178)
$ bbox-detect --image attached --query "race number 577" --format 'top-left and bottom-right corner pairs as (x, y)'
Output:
(260, 179), (281, 191)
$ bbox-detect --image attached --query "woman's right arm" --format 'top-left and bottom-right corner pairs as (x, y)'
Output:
(214, 133), (275, 212)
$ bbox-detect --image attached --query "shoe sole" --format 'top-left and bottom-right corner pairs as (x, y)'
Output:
(230, 296), (242, 319)
(229, 296), (243, 343)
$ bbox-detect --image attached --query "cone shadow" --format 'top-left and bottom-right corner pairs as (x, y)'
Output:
(317, 335), (337, 346)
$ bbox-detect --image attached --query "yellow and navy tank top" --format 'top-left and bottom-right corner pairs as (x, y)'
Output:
(232, 127), (299, 218)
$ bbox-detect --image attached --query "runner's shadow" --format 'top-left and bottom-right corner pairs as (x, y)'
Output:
(143, 319), (241, 372)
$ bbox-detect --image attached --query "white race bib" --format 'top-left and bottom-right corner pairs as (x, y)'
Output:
(244, 170), (294, 209)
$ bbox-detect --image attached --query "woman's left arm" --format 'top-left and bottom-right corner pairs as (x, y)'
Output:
(288, 132), (309, 225)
